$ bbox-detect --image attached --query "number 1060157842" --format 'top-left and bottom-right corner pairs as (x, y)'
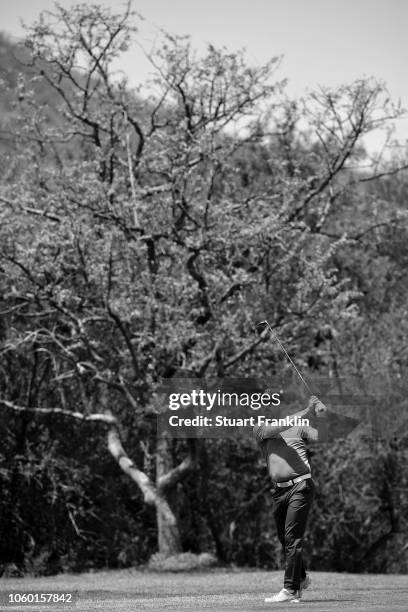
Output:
(4, 592), (76, 605)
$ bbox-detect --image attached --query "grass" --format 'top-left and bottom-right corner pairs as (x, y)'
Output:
(0, 569), (407, 611)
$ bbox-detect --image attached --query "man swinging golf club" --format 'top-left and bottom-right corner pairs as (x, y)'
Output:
(254, 321), (328, 603)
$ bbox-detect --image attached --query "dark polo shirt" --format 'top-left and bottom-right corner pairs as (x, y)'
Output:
(254, 423), (318, 483)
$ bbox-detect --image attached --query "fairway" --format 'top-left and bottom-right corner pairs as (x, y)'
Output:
(1, 569), (407, 611)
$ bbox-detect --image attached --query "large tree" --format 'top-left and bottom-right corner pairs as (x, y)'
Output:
(0, 1), (406, 559)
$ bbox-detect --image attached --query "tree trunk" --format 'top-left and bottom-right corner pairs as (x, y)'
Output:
(156, 505), (182, 556)
(107, 425), (193, 557)
(156, 436), (183, 556)
(107, 428), (182, 554)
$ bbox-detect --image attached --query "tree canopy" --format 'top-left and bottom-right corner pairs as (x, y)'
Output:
(0, 2), (407, 575)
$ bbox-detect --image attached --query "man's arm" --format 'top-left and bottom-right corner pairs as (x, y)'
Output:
(253, 395), (325, 443)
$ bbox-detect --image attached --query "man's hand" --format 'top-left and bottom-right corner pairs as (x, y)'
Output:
(307, 395), (328, 418)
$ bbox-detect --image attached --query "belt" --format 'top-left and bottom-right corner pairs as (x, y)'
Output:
(275, 473), (312, 488)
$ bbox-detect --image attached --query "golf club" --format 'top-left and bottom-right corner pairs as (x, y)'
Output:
(256, 320), (314, 395)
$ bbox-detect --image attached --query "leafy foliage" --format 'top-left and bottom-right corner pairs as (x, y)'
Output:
(0, 2), (407, 574)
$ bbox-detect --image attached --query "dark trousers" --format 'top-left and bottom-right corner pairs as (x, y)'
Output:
(272, 478), (314, 592)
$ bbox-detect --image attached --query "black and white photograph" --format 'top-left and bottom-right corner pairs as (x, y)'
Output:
(0, 1), (407, 610)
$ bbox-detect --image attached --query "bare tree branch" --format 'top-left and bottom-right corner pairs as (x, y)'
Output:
(0, 398), (116, 424)
(157, 454), (194, 491)
(107, 428), (177, 524)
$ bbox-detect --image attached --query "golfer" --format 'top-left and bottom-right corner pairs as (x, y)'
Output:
(253, 394), (327, 603)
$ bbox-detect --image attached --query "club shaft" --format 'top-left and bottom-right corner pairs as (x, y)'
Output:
(261, 321), (313, 395)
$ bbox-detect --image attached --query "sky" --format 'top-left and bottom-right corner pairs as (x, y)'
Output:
(1, 0), (408, 153)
